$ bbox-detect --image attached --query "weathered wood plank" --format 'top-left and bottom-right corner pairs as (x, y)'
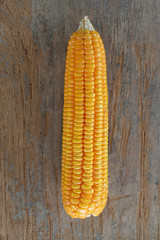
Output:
(0, 0), (160, 239)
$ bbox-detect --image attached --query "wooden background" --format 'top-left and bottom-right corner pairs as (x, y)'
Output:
(0, 0), (160, 239)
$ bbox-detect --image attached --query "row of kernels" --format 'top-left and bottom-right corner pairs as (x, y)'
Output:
(62, 52), (75, 206)
(101, 39), (108, 198)
(82, 32), (95, 204)
(63, 36), (76, 209)
(92, 46), (104, 207)
(71, 33), (84, 206)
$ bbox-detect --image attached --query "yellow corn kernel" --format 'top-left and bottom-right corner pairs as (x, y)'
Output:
(70, 192), (80, 198)
(73, 188), (82, 194)
(79, 202), (89, 209)
(70, 198), (80, 204)
(81, 198), (91, 204)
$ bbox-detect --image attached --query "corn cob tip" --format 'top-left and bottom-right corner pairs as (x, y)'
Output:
(77, 16), (95, 31)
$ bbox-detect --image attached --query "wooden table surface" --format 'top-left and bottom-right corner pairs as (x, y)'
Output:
(0, 0), (160, 239)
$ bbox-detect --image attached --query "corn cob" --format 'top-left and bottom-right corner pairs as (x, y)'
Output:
(61, 16), (108, 219)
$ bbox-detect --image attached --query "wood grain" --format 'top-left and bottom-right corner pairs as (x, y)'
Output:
(0, 0), (160, 239)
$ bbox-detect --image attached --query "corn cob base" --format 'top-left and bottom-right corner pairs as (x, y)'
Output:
(61, 16), (108, 219)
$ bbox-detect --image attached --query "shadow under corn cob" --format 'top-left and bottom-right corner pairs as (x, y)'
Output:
(61, 16), (108, 219)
